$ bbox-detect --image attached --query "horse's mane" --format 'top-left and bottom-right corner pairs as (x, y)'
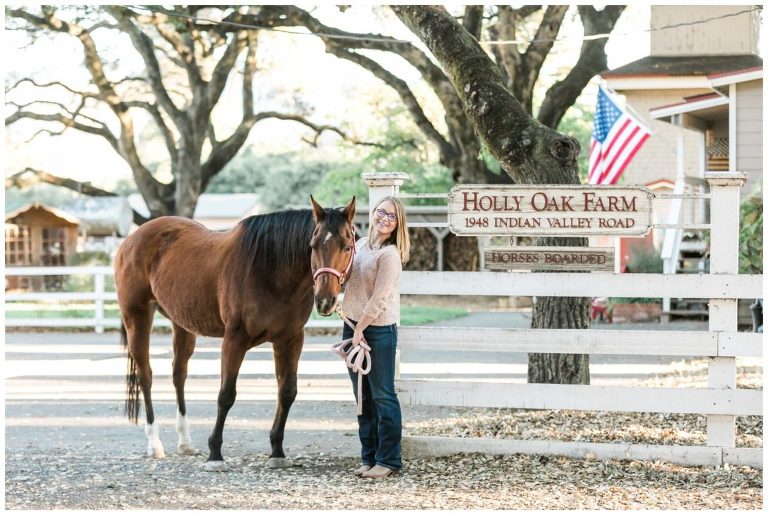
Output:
(235, 207), (349, 282)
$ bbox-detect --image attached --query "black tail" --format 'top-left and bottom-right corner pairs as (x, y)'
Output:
(121, 321), (140, 424)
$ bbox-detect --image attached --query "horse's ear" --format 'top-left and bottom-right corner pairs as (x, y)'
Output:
(342, 196), (356, 225)
(310, 195), (325, 223)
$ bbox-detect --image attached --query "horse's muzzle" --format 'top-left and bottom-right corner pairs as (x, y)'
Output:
(315, 295), (337, 316)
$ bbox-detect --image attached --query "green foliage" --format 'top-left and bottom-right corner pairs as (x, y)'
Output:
(69, 251), (111, 266)
(5, 183), (82, 213)
(399, 306), (468, 326)
(314, 105), (454, 207)
(207, 149), (330, 211)
(209, 103), (454, 210)
(312, 164), (371, 206)
(611, 244), (662, 304)
(626, 244), (663, 274)
(739, 194), (763, 274)
(308, 306), (468, 325)
(557, 103), (593, 184)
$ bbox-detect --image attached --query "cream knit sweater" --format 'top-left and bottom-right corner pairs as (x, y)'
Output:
(341, 236), (401, 326)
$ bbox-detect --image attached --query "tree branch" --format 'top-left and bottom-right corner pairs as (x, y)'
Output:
(150, 12), (202, 86)
(9, 6), (166, 206)
(6, 108), (120, 152)
(326, 46), (453, 159)
(462, 6), (485, 40)
(124, 100), (178, 163)
(242, 31), (257, 120)
(6, 77), (98, 98)
(515, 5), (568, 112)
(207, 31), (248, 109)
(392, 5), (579, 184)
(106, 6), (188, 131)
(5, 167), (148, 225)
(201, 111), (409, 190)
(537, 5), (625, 129)
(488, 6), (520, 91)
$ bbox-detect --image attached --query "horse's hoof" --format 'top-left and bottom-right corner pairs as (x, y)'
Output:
(203, 460), (227, 472)
(147, 447), (166, 459)
(177, 444), (199, 455)
(267, 457), (293, 469)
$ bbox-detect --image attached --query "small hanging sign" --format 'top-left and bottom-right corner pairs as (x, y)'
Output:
(484, 246), (615, 272)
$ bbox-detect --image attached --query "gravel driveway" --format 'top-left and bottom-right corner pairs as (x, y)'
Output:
(7, 447), (760, 510)
(5, 327), (762, 509)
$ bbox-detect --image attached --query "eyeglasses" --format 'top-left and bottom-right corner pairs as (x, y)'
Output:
(375, 208), (397, 222)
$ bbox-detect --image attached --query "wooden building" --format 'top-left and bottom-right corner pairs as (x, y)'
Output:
(5, 203), (81, 290)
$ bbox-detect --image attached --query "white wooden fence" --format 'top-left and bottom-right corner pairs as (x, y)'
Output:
(361, 171), (763, 469)
(3, 266), (339, 332)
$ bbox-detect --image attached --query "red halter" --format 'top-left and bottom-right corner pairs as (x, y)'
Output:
(312, 227), (356, 285)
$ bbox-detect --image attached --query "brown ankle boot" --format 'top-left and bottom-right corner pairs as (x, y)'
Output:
(353, 464), (372, 476)
(361, 465), (394, 478)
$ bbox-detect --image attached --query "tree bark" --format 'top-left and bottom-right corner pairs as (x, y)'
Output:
(528, 236), (591, 384)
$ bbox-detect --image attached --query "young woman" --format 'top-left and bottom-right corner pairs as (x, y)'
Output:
(341, 195), (410, 479)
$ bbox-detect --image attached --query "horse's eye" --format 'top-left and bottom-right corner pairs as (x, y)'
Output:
(344, 246), (352, 253)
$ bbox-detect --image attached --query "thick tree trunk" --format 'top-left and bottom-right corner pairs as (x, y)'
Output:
(528, 236), (591, 384)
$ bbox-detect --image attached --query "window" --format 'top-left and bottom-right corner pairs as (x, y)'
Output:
(41, 227), (68, 290)
(5, 224), (32, 266)
(42, 227), (67, 266)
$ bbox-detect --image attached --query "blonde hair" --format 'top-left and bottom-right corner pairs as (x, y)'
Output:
(367, 196), (410, 264)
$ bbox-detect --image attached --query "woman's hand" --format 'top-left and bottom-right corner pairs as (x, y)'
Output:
(352, 327), (365, 346)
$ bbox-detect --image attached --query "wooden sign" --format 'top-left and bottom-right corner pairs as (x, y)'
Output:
(484, 246), (615, 272)
(448, 185), (653, 236)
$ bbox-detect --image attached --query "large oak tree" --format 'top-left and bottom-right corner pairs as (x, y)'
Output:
(5, 5), (361, 222)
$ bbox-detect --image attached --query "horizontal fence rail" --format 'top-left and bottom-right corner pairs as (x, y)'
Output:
(401, 271), (761, 299)
(402, 437), (762, 469)
(4, 266), (340, 331)
(398, 327), (763, 357)
(397, 380), (762, 416)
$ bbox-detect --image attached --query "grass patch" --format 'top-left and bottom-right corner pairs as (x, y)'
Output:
(308, 306), (468, 325)
(400, 306), (468, 326)
(7, 304), (469, 326)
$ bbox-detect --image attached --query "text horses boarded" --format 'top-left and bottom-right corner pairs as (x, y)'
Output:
(448, 185), (653, 236)
(484, 246), (615, 272)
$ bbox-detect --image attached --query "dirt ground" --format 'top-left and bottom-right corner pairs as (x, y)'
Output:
(5, 360), (762, 510)
(5, 309), (763, 510)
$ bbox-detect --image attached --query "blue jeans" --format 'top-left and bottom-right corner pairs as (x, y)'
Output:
(343, 322), (402, 471)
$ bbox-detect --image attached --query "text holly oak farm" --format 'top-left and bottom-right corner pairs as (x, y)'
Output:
(448, 185), (653, 236)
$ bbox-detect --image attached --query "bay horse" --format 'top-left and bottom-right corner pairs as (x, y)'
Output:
(115, 196), (356, 471)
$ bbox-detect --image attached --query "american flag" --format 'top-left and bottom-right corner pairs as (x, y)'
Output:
(588, 86), (650, 185)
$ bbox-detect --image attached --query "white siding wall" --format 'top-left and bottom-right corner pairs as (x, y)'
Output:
(616, 89), (710, 225)
(651, 6), (759, 56)
(617, 89), (710, 186)
(735, 80), (763, 198)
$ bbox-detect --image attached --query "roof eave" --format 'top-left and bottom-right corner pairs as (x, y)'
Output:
(649, 95), (730, 120)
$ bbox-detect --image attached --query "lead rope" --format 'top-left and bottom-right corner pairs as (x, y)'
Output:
(330, 306), (371, 416)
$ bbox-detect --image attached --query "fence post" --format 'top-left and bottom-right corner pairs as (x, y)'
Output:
(94, 271), (105, 334)
(361, 172), (409, 223)
(362, 172), (409, 381)
(705, 171), (746, 453)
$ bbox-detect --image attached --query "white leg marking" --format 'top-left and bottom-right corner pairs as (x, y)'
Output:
(145, 422), (166, 459)
(176, 412), (198, 455)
